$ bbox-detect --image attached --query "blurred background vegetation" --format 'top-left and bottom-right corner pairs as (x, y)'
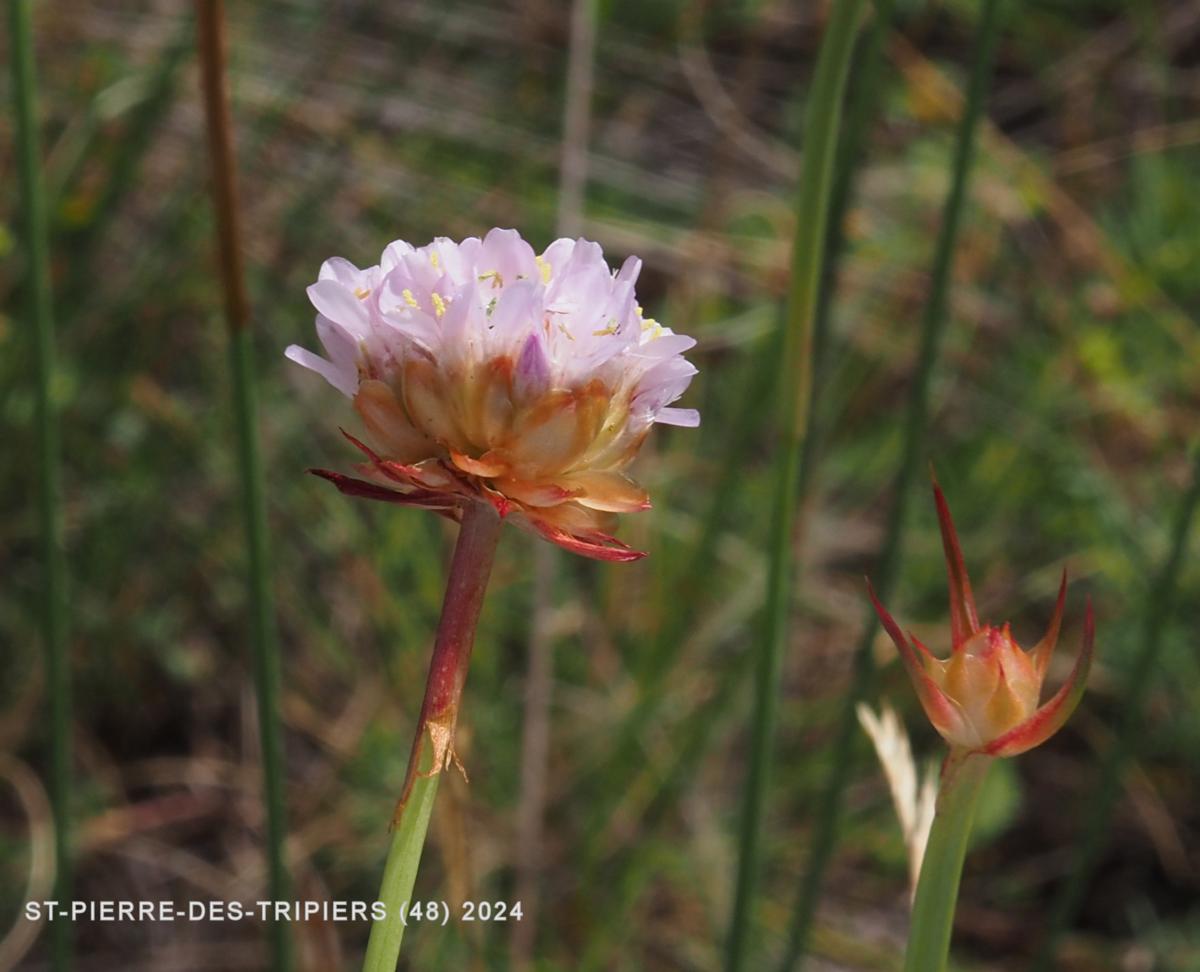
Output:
(3, 0), (1199, 969)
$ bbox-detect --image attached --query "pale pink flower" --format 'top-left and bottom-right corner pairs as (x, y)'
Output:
(287, 229), (699, 560)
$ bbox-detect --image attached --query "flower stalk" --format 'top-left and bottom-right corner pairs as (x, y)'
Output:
(362, 501), (504, 972)
(904, 750), (993, 972)
(290, 229), (695, 967)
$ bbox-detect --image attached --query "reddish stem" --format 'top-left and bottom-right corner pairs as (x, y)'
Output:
(394, 500), (503, 819)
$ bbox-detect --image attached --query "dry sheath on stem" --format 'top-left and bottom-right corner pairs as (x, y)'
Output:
(287, 228), (699, 970)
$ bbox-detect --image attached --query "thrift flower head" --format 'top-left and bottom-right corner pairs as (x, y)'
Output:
(286, 229), (698, 560)
(868, 479), (1095, 758)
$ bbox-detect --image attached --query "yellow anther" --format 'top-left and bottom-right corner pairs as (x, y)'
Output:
(557, 321), (575, 341)
(478, 270), (504, 289)
(536, 255), (552, 284)
(431, 293), (448, 318)
(592, 321), (619, 337)
(354, 287), (371, 300)
(402, 288), (420, 308)
(430, 251), (441, 270)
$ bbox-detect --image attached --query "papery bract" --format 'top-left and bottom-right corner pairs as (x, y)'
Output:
(287, 229), (699, 560)
(868, 478), (1094, 757)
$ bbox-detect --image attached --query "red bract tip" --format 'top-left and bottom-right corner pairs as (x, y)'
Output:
(930, 470), (980, 650)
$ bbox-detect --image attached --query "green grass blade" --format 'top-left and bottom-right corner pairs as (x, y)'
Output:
(575, 0), (893, 867)
(9, 2), (72, 968)
(780, 0), (1008, 965)
(796, 0), (895, 498)
(1032, 445), (1200, 971)
(723, 4), (869, 970)
(194, 3), (291, 968)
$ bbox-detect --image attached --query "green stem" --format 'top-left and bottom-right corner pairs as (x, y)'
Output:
(9, 2), (71, 969)
(905, 751), (993, 972)
(194, 4), (290, 968)
(363, 502), (503, 972)
(363, 742), (443, 971)
(782, 1), (1007, 965)
(723, 4), (867, 970)
(1032, 444), (1200, 971)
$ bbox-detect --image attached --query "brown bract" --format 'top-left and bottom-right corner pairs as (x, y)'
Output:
(310, 361), (653, 562)
(868, 477), (1095, 757)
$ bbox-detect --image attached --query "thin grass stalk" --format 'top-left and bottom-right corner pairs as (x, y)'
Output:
(511, 1), (597, 965)
(362, 503), (503, 972)
(9, 3), (71, 968)
(778, 2), (1007, 965)
(1032, 445), (1200, 971)
(723, 4), (868, 970)
(194, 4), (290, 969)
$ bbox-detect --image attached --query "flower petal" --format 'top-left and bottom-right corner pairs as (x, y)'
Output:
(318, 256), (369, 286)
(285, 344), (357, 398)
(931, 472), (981, 650)
(983, 597), (1095, 758)
(656, 407), (700, 428)
(307, 279), (370, 332)
(513, 331), (552, 404)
